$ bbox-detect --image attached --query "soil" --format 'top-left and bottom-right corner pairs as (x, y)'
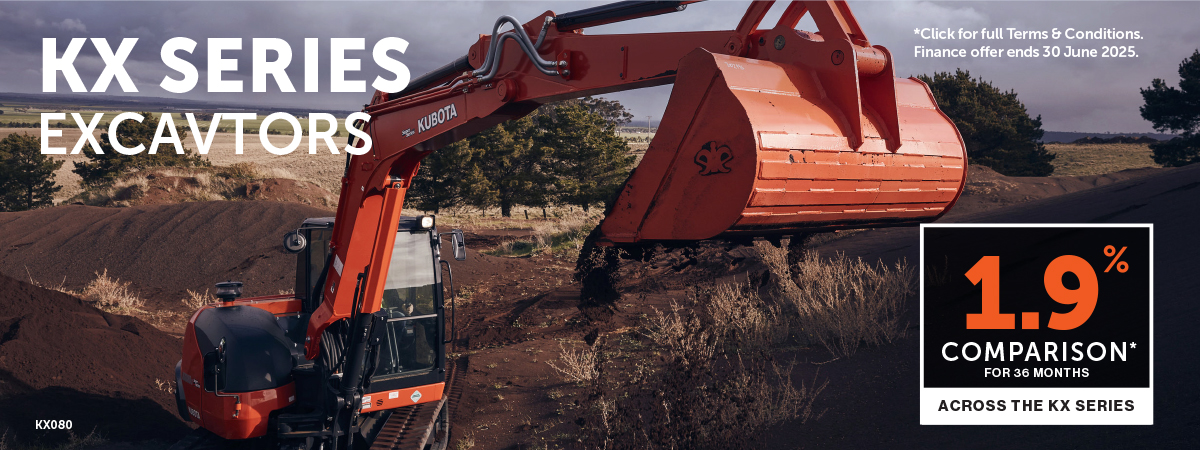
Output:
(2, 163), (1196, 448)
(0, 274), (189, 446)
(0, 201), (332, 307)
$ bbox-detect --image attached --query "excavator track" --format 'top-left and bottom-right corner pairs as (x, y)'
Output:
(169, 358), (465, 450)
(369, 357), (465, 450)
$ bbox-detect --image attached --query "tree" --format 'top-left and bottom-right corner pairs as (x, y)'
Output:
(407, 141), (474, 214)
(461, 117), (554, 217)
(0, 132), (62, 211)
(537, 102), (635, 211)
(918, 70), (1055, 176)
(407, 98), (636, 215)
(536, 96), (634, 127)
(1140, 50), (1200, 167)
(408, 117), (552, 217)
(73, 112), (209, 188)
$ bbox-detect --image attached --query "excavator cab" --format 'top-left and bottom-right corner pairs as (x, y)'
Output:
(286, 215), (457, 420)
(176, 216), (461, 447)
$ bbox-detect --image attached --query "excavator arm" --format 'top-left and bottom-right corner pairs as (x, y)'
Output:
(304, 0), (967, 360)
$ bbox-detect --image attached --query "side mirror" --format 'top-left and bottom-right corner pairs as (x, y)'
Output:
(450, 229), (466, 261)
(283, 230), (307, 253)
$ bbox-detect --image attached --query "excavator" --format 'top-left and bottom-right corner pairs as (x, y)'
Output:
(171, 1), (967, 449)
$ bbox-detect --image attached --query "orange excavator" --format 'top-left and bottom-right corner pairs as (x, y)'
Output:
(172, 1), (966, 449)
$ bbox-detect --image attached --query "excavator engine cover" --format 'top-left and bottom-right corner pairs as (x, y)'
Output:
(597, 48), (967, 245)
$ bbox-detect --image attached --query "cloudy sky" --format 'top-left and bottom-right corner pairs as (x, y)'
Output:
(1, 1), (1196, 133)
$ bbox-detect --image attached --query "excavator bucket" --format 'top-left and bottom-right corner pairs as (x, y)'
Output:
(596, 43), (967, 245)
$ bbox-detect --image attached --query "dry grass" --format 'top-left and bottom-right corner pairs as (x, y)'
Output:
(531, 212), (600, 256)
(215, 161), (295, 180)
(79, 269), (146, 314)
(644, 302), (716, 367)
(572, 276), (826, 448)
(68, 161), (325, 207)
(757, 244), (913, 358)
(23, 268), (214, 333)
(702, 283), (777, 351)
(182, 289), (216, 310)
(24, 267), (72, 295)
(71, 174), (151, 206)
(1046, 142), (1160, 176)
(154, 378), (177, 395)
(546, 341), (600, 385)
(454, 434), (476, 450)
(484, 211), (602, 258)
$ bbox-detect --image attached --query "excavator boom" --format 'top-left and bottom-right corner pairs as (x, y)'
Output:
(306, 0), (965, 359)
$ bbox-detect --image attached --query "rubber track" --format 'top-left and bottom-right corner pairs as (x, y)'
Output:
(369, 357), (465, 450)
(168, 358), (467, 450)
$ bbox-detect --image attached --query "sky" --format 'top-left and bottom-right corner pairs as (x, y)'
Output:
(1, 1), (1196, 133)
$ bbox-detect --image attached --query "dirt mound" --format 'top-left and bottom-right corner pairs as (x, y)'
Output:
(0, 274), (188, 445)
(0, 201), (332, 306)
(73, 168), (337, 209)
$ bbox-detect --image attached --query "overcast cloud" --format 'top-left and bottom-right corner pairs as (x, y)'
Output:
(0, 1), (1196, 133)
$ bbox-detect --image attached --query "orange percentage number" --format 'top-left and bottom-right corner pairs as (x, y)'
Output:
(965, 245), (1126, 331)
(1104, 245), (1129, 273)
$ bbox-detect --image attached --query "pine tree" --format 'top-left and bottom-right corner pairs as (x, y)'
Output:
(408, 140), (474, 214)
(537, 103), (635, 212)
(73, 112), (209, 188)
(461, 117), (553, 217)
(0, 132), (63, 211)
(535, 96), (635, 127)
(918, 70), (1055, 176)
(1140, 50), (1200, 167)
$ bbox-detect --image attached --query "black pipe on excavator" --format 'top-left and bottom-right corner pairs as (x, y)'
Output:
(554, 1), (696, 31)
(393, 55), (472, 98)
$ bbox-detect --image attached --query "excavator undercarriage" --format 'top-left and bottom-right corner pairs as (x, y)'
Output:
(173, 1), (966, 449)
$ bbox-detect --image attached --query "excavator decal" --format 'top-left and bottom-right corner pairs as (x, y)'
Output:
(695, 141), (734, 175)
(417, 103), (459, 133)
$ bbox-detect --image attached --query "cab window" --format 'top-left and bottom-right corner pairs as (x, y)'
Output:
(374, 229), (439, 379)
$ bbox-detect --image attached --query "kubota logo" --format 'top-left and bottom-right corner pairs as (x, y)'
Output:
(418, 103), (458, 133)
(694, 141), (733, 175)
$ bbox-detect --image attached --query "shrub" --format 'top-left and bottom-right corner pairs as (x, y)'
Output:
(217, 162), (260, 180)
(571, 287), (824, 449)
(80, 269), (145, 314)
(182, 289), (215, 310)
(757, 244), (913, 358)
(546, 341), (600, 385)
